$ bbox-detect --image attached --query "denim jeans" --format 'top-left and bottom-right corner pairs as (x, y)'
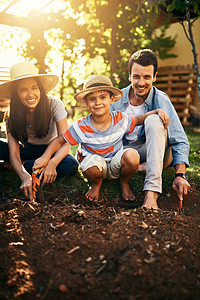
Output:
(0, 140), (78, 176)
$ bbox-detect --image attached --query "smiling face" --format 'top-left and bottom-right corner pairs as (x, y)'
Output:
(84, 90), (115, 117)
(129, 63), (157, 101)
(17, 77), (41, 110)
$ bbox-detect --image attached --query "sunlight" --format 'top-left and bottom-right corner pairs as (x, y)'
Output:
(20, 0), (51, 11)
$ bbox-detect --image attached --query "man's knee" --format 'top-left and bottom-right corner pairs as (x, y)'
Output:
(144, 114), (164, 132)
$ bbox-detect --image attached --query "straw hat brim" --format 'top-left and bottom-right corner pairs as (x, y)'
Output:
(0, 74), (59, 100)
(74, 86), (123, 105)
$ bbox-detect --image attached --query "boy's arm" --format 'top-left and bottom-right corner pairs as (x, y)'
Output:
(135, 109), (169, 129)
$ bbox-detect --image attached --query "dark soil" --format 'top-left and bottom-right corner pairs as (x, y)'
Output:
(0, 170), (200, 300)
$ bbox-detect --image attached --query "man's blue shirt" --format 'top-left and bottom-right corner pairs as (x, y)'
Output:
(110, 84), (190, 167)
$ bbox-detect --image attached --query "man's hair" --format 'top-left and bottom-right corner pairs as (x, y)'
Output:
(128, 49), (158, 76)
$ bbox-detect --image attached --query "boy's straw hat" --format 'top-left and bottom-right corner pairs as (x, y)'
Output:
(74, 75), (123, 105)
(0, 61), (59, 100)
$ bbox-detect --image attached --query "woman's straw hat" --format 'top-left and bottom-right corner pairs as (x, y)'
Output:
(0, 61), (59, 100)
(74, 75), (123, 105)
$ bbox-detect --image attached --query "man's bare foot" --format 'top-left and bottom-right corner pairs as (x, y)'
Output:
(137, 162), (147, 173)
(85, 183), (101, 202)
(141, 191), (159, 209)
(121, 182), (135, 201)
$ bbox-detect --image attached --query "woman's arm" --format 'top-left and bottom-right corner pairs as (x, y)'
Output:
(7, 132), (34, 202)
(33, 117), (70, 185)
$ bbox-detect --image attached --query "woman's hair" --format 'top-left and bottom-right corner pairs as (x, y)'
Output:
(8, 77), (51, 144)
(128, 49), (158, 76)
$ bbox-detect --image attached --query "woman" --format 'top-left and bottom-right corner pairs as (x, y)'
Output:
(0, 61), (78, 202)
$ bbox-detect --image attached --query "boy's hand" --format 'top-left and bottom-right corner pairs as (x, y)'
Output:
(157, 109), (169, 129)
(76, 149), (84, 163)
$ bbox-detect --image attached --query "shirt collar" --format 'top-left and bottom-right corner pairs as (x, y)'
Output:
(144, 86), (154, 105)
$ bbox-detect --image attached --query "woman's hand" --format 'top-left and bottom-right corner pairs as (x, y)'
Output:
(33, 156), (49, 174)
(20, 173), (35, 202)
(39, 159), (58, 186)
(157, 109), (169, 129)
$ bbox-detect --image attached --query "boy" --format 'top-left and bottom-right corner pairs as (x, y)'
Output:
(33, 75), (168, 202)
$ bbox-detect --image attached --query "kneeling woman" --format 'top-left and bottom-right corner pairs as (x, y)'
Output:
(0, 61), (78, 201)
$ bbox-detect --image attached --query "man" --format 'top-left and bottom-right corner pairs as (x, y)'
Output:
(111, 49), (190, 209)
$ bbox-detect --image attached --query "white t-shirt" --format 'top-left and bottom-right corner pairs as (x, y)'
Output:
(28, 95), (67, 145)
(124, 103), (145, 142)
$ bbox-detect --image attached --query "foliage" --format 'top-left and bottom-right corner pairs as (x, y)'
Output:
(147, 0), (200, 127)
(69, 0), (177, 87)
(0, 0), (178, 111)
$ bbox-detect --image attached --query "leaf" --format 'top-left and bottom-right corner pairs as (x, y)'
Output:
(167, 2), (175, 12)
(144, 257), (157, 264)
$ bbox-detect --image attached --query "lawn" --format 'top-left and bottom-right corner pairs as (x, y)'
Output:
(0, 127), (199, 201)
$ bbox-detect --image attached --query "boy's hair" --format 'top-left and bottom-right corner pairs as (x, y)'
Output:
(128, 49), (158, 76)
(84, 90), (114, 101)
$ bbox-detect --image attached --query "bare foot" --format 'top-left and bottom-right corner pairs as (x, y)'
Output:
(85, 183), (101, 202)
(121, 182), (135, 201)
(137, 162), (147, 173)
(141, 191), (159, 209)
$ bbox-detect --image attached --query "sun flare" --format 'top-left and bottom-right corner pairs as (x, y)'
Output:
(20, 0), (51, 11)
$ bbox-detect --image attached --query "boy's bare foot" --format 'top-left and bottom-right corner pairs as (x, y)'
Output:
(121, 182), (135, 201)
(85, 183), (101, 202)
(141, 191), (159, 209)
(137, 162), (147, 173)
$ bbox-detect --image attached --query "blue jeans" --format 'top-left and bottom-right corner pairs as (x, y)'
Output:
(0, 140), (78, 176)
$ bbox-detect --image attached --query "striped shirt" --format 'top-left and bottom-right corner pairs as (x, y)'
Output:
(62, 111), (137, 158)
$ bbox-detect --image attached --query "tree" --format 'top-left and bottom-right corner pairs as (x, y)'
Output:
(147, 0), (200, 126)
(70, 0), (177, 87)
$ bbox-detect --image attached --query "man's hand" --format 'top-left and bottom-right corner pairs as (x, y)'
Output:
(172, 176), (190, 200)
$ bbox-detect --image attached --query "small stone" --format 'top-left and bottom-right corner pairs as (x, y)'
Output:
(59, 284), (69, 293)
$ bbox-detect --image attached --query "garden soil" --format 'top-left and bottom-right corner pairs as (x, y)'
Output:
(0, 172), (200, 300)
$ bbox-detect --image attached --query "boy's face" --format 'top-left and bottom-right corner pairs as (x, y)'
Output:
(129, 63), (157, 101)
(84, 90), (115, 117)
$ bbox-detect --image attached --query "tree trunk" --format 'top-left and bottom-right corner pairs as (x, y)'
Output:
(185, 5), (200, 127)
(111, 24), (117, 84)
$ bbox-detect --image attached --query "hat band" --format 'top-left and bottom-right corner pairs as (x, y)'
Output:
(12, 73), (38, 80)
(86, 83), (111, 89)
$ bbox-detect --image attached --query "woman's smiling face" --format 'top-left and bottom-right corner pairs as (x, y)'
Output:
(17, 77), (41, 110)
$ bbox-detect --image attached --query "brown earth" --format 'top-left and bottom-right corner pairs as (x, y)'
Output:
(0, 171), (200, 300)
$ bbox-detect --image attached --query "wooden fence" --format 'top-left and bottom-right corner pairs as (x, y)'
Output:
(155, 65), (197, 125)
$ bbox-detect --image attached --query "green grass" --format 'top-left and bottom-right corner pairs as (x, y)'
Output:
(0, 127), (200, 200)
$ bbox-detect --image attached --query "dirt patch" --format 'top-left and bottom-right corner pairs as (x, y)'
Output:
(0, 173), (200, 300)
